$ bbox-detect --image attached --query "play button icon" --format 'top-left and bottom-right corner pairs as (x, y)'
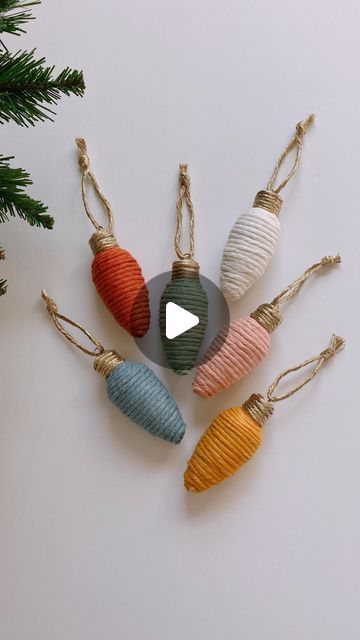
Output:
(133, 270), (230, 370)
(165, 302), (199, 339)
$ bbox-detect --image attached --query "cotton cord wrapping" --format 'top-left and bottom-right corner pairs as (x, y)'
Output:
(185, 334), (344, 492)
(193, 254), (340, 399)
(220, 114), (315, 301)
(160, 164), (208, 375)
(41, 291), (185, 444)
(75, 138), (150, 337)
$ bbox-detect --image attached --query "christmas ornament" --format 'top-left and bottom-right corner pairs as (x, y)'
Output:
(220, 114), (315, 300)
(185, 335), (344, 492)
(41, 291), (185, 444)
(193, 254), (340, 398)
(159, 164), (208, 375)
(76, 138), (150, 337)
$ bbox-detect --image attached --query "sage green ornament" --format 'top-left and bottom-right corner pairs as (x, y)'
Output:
(159, 164), (208, 375)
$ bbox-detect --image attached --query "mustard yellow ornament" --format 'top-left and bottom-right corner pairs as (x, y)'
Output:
(185, 335), (344, 493)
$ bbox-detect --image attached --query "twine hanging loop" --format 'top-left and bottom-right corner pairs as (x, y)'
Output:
(75, 137), (114, 233)
(174, 164), (196, 261)
(41, 290), (104, 357)
(251, 254), (341, 333)
(266, 113), (315, 195)
(267, 335), (344, 403)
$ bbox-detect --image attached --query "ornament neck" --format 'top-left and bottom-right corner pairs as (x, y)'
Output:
(253, 190), (283, 216)
(93, 350), (124, 378)
(89, 229), (118, 255)
(250, 302), (282, 333)
(172, 258), (200, 279)
(243, 394), (274, 427)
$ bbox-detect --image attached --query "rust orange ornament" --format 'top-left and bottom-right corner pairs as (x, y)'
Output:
(76, 138), (150, 337)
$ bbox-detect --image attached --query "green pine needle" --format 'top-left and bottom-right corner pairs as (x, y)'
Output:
(0, 155), (54, 228)
(0, 278), (7, 295)
(0, 1), (39, 36)
(0, 244), (6, 295)
(0, 49), (85, 126)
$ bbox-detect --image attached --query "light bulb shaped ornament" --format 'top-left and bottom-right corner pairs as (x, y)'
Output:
(41, 291), (185, 444)
(76, 139), (150, 337)
(220, 114), (315, 300)
(185, 335), (344, 492)
(159, 165), (208, 375)
(193, 254), (341, 398)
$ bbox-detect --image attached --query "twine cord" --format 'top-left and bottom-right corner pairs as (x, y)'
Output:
(271, 254), (341, 307)
(267, 335), (345, 403)
(75, 137), (114, 232)
(41, 290), (104, 357)
(250, 254), (341, 334)
(174, 164), (195, 260)
(266, 114), (315, 194)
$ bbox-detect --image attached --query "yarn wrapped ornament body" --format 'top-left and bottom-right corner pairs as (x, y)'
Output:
(194, 254), (340, 399)
(95, 351), (186, 443)
(185, 335), (344, 493)
(90, 231), (150, 337)
(160, 260), (208, 375)
(220, 193), (281, 300)
(184, 401), (265, 492)
(193, 314), (271, 398)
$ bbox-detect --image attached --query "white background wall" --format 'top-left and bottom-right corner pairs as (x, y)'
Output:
(1, 1), (359, 638)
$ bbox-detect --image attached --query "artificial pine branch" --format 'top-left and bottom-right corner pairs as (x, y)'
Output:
(0, 49), (85, 126)
(0, 1), (39, 36)
(0, 245), (6, 295)
(0, 155), (53, 227)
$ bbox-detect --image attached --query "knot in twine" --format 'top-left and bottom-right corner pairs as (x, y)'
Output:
(296, 113), (315, 138)
(42, 292), (58, 317)
(179, 164), (191, 189)
(321, 254), (341, 267)
(76, 137), (90, 172)
(320, 335), (345, 361)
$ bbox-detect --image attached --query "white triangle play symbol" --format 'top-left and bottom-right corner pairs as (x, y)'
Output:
(165, 302), (199, 340)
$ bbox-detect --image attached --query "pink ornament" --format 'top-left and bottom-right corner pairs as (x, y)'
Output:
(193, 316), (270, 398)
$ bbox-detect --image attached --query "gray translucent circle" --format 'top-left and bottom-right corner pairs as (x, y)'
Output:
(134, 271), (230, 370)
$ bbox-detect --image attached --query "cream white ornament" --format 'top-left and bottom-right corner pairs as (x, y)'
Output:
(220, 114), (315, 301)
